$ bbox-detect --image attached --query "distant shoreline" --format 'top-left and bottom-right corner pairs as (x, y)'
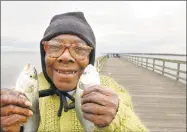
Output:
(2, 51), (40, 53)
(103, 53), (186, 56)
(2, 51), (186, 57)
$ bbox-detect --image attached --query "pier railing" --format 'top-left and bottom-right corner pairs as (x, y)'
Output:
(95, 55), (107, 72)
(122, 55), (186, 82)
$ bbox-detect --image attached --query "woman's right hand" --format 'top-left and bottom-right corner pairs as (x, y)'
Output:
(0, 89), (33, 132)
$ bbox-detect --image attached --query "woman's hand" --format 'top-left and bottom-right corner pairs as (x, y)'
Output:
(0, 89), (33, 132)
(81, 85), (119, 128)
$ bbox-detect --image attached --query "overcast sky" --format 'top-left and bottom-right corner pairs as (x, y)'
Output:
(1, 1), (186, 55)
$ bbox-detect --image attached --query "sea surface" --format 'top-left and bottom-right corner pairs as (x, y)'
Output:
(1, 51), (42, 88)
(1, 51), (186, 88)
(1, 51), (103, 88)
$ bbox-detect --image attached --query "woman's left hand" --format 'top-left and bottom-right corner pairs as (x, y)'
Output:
(81, 85), (119, 128)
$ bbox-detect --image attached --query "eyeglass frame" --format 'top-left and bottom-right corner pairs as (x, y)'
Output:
(42, 39), (93, 61)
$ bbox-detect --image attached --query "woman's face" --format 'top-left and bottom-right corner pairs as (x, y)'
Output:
(44, 34), (90, 91)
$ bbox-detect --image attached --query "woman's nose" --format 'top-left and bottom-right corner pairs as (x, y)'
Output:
(57, 48), (75, 63)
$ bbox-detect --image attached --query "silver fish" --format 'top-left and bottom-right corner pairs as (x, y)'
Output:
(15, 64), (40, 132)
(75, 64), (100, 132)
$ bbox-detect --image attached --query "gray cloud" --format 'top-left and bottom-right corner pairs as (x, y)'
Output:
(1, 1), (186, 54)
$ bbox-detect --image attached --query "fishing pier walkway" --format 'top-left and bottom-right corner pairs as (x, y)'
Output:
(97, 56), (186, 132)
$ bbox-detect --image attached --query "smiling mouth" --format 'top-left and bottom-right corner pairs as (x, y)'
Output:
(55, 69), (78, 74)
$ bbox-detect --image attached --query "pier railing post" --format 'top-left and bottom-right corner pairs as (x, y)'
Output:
(146, 58), (148, 69)
(123, 54), (186, 83)
(153, 59), (155, 71)
(176, 63), (180, 80)
(131, 56), (133, 63)
(162, 61), (165, 75)
(132, 57), (134, 63)
(137, 57), (139, 66)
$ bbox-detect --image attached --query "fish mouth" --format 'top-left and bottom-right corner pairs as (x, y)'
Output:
(54, 68), (79, 75)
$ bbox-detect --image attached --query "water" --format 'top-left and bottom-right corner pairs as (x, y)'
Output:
(1, 51), (42, 88)
(1, 51), (186, 88)
(1, 51), (103, 88)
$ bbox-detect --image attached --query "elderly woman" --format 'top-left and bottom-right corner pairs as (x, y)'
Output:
(0, 12), (148, 132)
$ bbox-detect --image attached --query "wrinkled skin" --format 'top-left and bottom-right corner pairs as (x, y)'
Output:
(0, 89), (33, 132)
(45, 34), (89, 91)
(0, 34), (119, 131)
(81, 85), (119, 128)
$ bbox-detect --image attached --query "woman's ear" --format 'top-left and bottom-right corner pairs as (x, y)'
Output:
(42, 41), (48, 52)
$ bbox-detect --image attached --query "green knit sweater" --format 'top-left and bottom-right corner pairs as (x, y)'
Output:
(37, 73), (148, 132)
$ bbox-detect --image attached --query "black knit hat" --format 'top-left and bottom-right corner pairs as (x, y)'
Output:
(40, 12), (96, 85)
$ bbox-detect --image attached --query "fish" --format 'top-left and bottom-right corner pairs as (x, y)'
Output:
(75, 64), (101, 132)
(15, 64), (40, 132)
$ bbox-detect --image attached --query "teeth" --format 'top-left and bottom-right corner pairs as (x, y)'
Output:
(56, 70), (76, 74)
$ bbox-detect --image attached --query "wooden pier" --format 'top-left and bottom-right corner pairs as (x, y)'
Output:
(99, 58), (186, 132)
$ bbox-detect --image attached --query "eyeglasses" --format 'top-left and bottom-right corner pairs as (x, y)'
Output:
(42, 39), (93, 61)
